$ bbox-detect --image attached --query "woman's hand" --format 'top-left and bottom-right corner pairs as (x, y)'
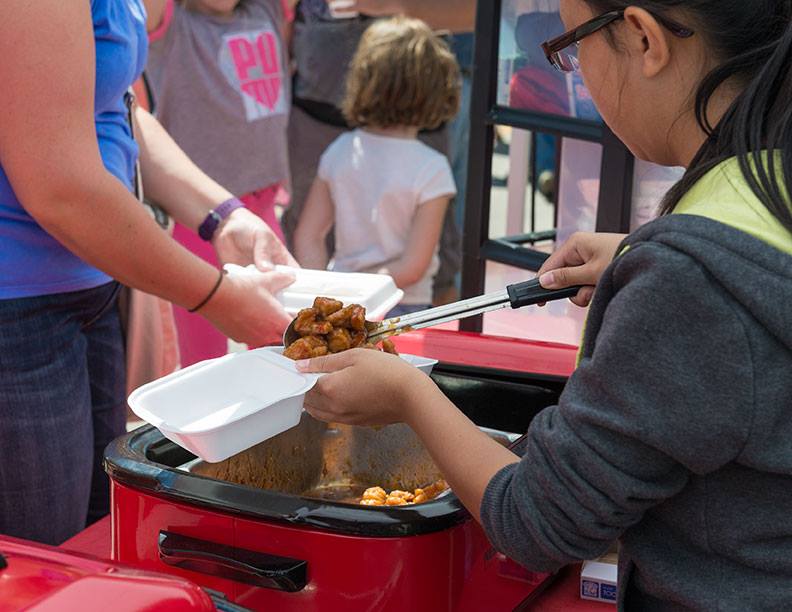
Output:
(134, 108), (297, 272)
(213, 208), (299, 270)
(201, 268), (295, 347)
(537, 232), (627, 307)
(297, 349), (435, 426)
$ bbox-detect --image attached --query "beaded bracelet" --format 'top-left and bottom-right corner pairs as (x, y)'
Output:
(189, 268), (226, 313)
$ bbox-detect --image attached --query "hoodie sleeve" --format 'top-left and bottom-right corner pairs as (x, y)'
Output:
(480, 242), (755, 571)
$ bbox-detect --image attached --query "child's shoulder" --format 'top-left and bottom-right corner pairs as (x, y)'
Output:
(318, 132), (357, 177)
(411, 144), (455, 198)
(324, 131), (357, 157)
(413, 140), (451, 164)
(405, 141), (453, 178)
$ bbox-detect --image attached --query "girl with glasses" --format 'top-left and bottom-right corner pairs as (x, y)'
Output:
(299, 1), (792, 609)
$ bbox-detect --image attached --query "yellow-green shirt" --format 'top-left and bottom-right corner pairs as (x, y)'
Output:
(674, 156), (792, 256)
(576, 156), (792, 365)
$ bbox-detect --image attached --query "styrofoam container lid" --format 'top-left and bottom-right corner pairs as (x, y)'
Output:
(224, 264), (404, 320)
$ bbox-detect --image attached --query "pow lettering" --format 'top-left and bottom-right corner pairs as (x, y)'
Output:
(220, 28), (286, 122)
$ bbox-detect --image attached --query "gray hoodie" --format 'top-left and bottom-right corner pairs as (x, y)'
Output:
(481, 213), (792, 610)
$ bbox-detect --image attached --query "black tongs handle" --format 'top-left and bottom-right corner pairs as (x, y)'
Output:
(507, 278), (583, 309)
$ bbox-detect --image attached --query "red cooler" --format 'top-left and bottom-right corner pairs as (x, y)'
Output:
(0, 534), (248, 611)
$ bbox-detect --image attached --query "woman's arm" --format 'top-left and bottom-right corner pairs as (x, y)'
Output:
(134, 102), (298, 269)
(0, 1), (208, 308)
(378, 196), (448, 289)
(293, 178), (334, 270)
(0, 0), (292, 345)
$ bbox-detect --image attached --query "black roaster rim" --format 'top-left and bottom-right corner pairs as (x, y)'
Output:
(104, 425), (484, 538)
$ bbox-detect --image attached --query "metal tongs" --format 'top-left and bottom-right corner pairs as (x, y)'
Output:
(284, 279), (581, 346)
(365, 278), (581, 343)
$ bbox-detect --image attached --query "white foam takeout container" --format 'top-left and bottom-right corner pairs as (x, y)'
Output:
(224, 264), (404, 320)
(128, 348), (438, 463)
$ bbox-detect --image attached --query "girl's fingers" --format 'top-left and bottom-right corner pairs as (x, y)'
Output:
(297, 350), (356, 373)
(303, 404), (336, 423)
(251, 224), (299, 269)
(539, 264), (595, 290)
(260, 270), (296, 294)
(303, 387), (333, 414)
(571, 286), (595, 307)
(537, 235), (588, 277)
(536, 249), (566, 279)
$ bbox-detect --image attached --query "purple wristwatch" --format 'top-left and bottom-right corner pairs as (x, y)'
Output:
(198, 198), (245, 241)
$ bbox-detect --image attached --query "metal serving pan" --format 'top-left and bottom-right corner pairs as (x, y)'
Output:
(105, 414), (521, 537)
(179, 414), (519, 506)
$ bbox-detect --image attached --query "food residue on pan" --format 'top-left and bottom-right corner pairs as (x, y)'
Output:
(359, 480), (448, 507)
(284, 297), (397, 359)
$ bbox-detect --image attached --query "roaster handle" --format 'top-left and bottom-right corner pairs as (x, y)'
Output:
(507, 278), (583, 309)
(158, 530), (307, 592)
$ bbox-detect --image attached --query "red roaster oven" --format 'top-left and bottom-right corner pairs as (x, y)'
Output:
(0, 534), (253, 612)
(104, 330), (578, 611)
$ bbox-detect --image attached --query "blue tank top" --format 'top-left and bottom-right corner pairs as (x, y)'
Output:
(0, 0), (148, 299)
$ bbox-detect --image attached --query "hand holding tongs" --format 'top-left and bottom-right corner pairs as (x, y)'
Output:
(365, 279), (582, 343)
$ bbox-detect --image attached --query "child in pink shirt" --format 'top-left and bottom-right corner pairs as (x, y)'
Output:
(144, 0), (295, 365)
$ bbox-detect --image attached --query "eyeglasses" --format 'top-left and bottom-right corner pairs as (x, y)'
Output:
(541, 9), (694, 73)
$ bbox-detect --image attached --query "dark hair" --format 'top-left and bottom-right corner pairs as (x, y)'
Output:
(585, 0), (792, 233)
(343, 17), (461, 130)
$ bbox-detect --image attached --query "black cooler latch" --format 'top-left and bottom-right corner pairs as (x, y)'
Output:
(0, 552), (7, 570)
(158, 531), (307, 592)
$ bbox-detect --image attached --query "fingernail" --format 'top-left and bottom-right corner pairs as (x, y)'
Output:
(539, 271), (555, 288)
(296, 359), (310, 371)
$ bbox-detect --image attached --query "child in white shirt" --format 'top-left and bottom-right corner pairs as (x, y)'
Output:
(294, 17), (460, 315)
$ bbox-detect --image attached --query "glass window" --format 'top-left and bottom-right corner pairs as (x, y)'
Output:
(498, 0), (602, 122)
(488, 125), (558, 242)
(555, 137), (602, 243)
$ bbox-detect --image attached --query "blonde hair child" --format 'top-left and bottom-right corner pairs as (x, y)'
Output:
(294, 17), (461, 316)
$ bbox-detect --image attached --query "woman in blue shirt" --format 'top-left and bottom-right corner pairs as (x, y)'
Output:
(0, 0), (297, 544)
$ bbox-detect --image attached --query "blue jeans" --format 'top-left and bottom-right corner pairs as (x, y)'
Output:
(0, 282), (126, 545)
